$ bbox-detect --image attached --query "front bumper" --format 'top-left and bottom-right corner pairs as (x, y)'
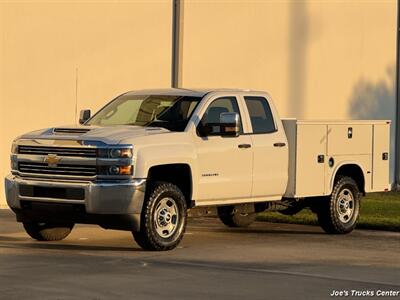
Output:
(5, 174), (146, 229)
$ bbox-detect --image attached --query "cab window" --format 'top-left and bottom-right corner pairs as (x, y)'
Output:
(200, 97), (242, 134)
(244, 96), (276, 134)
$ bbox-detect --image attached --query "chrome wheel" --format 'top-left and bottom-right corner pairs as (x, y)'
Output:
(336, 188), (354, 223)
(154, 197), (179, 238)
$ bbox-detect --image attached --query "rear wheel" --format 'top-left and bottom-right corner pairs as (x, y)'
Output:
(316, 176), (360, 234)
(133, 182), (187, 251)
(217, 205), (256, 228)
(23, 222), (74, 241)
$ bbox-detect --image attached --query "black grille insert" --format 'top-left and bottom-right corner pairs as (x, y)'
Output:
(19, 185), (85, 200)
(18, 162), (97, 177)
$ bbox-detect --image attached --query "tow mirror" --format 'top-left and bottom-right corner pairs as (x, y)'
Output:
(199, 112), (240, 137)
(79, 109), (91, 124)
(219, 112), (240, 137)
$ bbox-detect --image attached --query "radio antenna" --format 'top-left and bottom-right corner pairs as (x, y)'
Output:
(75, 67), (79, 124)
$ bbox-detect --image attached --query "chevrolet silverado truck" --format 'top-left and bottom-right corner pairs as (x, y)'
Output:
(5, 89), (391, 251)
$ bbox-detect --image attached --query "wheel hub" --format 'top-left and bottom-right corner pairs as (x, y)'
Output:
(336, 188), (355, 223)
(154, 197), (179, 238)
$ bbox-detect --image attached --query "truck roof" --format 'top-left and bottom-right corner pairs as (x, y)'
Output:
(124, 88), (258, 97)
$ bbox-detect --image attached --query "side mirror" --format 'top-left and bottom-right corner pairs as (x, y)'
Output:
(219, 112), (240, 137)
(198, 112), (240, 137)
(79, 109), (91, 124)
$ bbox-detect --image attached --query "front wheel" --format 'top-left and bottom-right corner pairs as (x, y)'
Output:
(316, 176), (361, 234)
(133, 182), (187, 251)
(23, 222), (74, 241)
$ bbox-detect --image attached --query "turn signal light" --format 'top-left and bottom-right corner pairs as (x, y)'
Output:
(119, 165), (133, 175)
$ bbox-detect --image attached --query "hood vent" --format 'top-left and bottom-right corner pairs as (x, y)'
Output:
(53, 128), (91, 135)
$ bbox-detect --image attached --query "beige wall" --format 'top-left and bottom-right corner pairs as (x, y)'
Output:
(0, 1), (172, 206)
(0, 0), (397, 206)
(182, 0), (396, 119)
(181, 0), (397, 181)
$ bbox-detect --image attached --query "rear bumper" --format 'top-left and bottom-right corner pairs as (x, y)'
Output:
(5, 174), (146, 230)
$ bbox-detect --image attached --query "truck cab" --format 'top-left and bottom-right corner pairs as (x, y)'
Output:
(189, 90), (288, 205)
(5, 88), (390, 251)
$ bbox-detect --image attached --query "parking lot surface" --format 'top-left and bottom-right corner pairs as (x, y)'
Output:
(0, 209), (399, 300)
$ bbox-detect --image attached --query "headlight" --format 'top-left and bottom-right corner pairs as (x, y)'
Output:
(11, 141), (18, 154)
(97, 147), (133, 176)
(108, 166), (120, 175)
(98, 165), (133, 176)
(108, 165), (133, 175)
(98, 148), (133, 158)
(110, 149), (122, 158)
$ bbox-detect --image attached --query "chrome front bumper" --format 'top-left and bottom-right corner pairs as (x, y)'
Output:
(5, 174), (146, 215)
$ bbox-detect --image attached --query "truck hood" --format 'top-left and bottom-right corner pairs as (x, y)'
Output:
(18, 125), (171, 145)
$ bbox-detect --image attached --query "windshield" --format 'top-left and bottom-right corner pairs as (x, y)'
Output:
(86, 94), (202, 132)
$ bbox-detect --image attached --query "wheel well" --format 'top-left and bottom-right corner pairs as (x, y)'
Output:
(147, 164), (193, 207)
(334, 164), (365, 195)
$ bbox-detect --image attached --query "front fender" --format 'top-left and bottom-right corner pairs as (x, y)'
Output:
(134, 143), (199, 199)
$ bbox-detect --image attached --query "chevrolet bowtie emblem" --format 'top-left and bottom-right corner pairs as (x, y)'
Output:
(44, 154), (61, 167)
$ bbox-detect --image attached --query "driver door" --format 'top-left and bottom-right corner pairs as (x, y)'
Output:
(194, 96), (253, 203)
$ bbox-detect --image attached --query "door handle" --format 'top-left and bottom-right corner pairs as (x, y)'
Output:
(273, 142), (286, 147)
(238, 144), (251, 149)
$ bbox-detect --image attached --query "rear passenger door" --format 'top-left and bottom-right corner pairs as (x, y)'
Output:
(243, 96), (288, 199)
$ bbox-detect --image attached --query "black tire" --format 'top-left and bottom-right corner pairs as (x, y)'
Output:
(133, 182), (187, 251)
(23, 222), (74, 241)
(316, 176), (361, 234)
(217, 205), (256, 228)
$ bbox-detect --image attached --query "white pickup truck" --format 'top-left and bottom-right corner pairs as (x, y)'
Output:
(5, 89), (390, 250)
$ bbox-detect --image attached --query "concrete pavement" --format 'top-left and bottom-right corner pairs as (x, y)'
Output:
(0, 209), (399, 300)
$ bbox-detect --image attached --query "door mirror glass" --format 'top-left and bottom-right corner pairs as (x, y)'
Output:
(79, 109), (91, 124)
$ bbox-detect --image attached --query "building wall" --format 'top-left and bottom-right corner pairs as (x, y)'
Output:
(0, 1), (172, 206)
(181, 0), (397, 181)
(182, 0), (396, 118)
(0, 0), (397, 206)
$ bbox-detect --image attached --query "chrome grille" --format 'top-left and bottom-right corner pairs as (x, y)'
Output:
(18, 162), (97, 177)
(18, 146), (97, 157)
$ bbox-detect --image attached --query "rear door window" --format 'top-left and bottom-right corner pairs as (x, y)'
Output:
(244, 96), (276, 134)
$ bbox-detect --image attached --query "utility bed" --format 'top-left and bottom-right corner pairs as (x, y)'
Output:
(282, 119), (391, 198)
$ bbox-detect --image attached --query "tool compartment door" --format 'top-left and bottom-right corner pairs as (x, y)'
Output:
(327, 124), (372, 155)
(372, 124), (390, 191)
(295, 124), (327, 196)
